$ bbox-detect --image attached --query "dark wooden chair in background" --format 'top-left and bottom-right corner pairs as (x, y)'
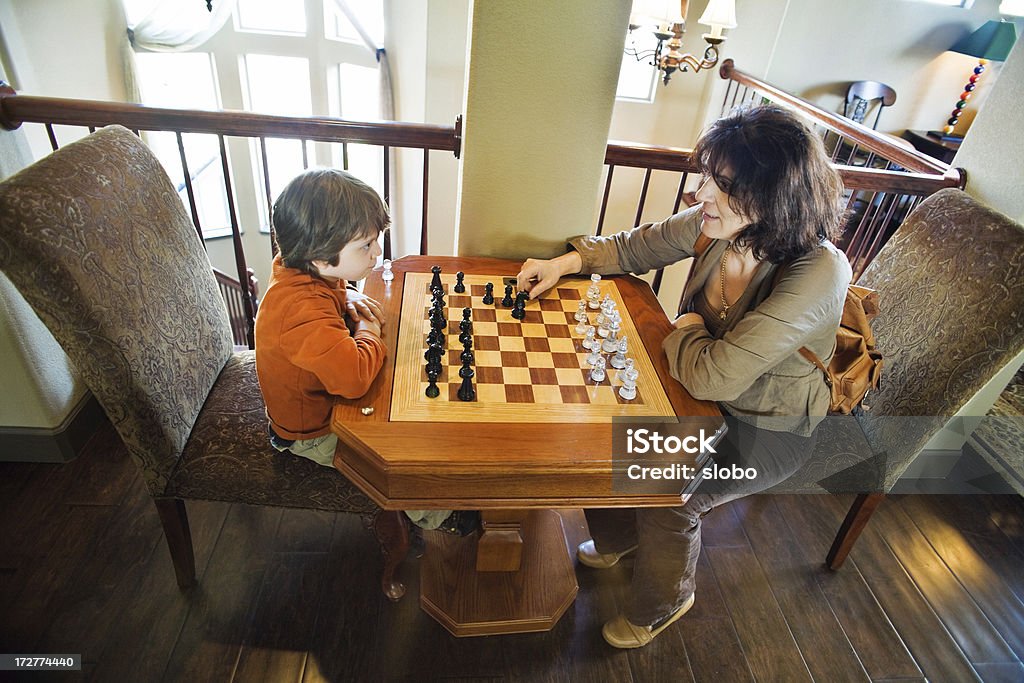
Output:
(843, 80), (897, 130)
(0, 126), (410, 600)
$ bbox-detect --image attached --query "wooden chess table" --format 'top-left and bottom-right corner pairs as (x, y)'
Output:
(331, 256), (721, 636)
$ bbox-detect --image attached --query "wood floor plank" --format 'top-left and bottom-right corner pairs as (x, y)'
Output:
(161, 503), (278, 682)
(89, 498), (231, 683)
(973, 662), (1024, 682)
(898, 495), (1024, 656)
(274, 508), (334, 553)
(34, 473), (162, 666)
(773, 495), (924, 681)
(234, 551), (327, 683)
(870, 496), (1016, 664)
(706, 544), (814, 683)
(812, 495), (983, 683)
(977, 496), (1024, 556)
(672, 549), (753, 682)
(930, 495), (1024, 606)
(701, 501), (749, 548)
(731, 496), (871, 683)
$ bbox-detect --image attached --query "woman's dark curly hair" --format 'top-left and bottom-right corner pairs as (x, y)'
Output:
(693, 104), (844, 263)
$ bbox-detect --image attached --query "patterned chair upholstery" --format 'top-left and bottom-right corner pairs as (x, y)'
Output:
(0, 126), (409, 599)
(775, 188), (1024, 567)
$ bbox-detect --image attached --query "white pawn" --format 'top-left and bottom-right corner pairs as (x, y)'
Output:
(574, 299), (588, 322)
(617, 357), (639, 384)
(590, 356), (607, 383)
(381, 258), (394, 282)
(582, 325), (597, 350)
(618, 358), (639, 400)
(586, 346), (603, 366)
(610, 335), (628, 369)
(587, 274), (602, 309)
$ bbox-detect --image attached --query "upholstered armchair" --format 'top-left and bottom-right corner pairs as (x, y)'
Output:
(0, 126), (410, 599)
(773, 188), (1024, 568)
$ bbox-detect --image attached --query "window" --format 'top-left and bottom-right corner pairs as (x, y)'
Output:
(135, 52), (233, 237)
(133, 1), (383, 238)
(617, 28), (660, 102)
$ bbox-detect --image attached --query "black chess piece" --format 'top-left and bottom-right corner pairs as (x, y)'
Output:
(482, 282), (494, 305)
(459, 318), (473, 346)
(430, 265), (442, 291)
(454, 271), (465, 293)
(457, 363), (476, 401)
(429, 305), (446, 330)
(462, 307), (471, 321)
(425, 368), (440, 398)
(427, 326), (444, 348)
(511, 291), (528, 320)
(501, 284), (514, 307)
(460, 346), (474, 364)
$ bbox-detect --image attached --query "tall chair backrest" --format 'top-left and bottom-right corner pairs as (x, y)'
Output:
(843, 80), (897, 130)
(0, 126), (234, 494)
(855, 188), (1024, 490)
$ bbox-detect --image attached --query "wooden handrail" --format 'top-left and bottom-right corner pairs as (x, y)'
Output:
(718, 59), (963, 183)
(0, 91), (460, 153)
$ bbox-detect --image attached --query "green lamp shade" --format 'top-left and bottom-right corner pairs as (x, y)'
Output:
(949, 20), (1018, 61)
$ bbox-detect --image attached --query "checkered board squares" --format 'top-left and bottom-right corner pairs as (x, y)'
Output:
(390, 272), (675, 423)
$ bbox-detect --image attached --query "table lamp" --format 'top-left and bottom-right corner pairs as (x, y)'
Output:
(932, 19), (1017, 141)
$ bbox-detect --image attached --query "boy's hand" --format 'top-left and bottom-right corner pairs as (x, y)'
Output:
(346, 290), (385, 324)
(516, 251), (583, 300)
(356, 317), (383, 338)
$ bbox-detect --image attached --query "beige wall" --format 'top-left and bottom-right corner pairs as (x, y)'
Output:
(456, 0), (631, 259)
(953, 37), (1024, 222)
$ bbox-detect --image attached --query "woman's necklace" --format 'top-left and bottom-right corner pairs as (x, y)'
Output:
(719, 247), (732, 320)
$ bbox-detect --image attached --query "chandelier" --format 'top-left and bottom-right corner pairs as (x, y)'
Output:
(625, 0), (738, 85)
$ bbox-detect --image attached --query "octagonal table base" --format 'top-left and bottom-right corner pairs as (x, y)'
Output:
(420, 509), (578, 637)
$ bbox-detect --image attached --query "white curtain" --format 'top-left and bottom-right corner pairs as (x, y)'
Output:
(125, 0), (236, 51)
(120, 0), (237, 102)
(332, 0), (395, 122)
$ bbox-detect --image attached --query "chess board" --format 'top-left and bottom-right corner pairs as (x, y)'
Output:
(390, 272), (675, 423)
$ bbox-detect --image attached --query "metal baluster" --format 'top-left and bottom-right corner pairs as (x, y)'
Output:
(175, 132), (204, 245)
(218, 134), (256, 349)
(595, 165), (615, 236)
(259, 137), (276, 257)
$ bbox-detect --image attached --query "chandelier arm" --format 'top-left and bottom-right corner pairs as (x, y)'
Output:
(676, 45), (720, 73)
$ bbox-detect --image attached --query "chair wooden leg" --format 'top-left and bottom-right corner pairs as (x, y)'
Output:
(154, 498), (196, 589)
(826, 492), (885, 570)
(371, 510), (410, 601)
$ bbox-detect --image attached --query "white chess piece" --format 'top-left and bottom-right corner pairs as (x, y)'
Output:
(602, 316), (621, 353)
(617, 358), (639, 400)
(574, 299), (588, 322)
(587, 274), (602, 309)
(586, 346), (603, 366)
(590, 356), (607, 383)
(582, 325), (597, 350)
(381, 258), (394, 282)
(610, 335), (628, 369)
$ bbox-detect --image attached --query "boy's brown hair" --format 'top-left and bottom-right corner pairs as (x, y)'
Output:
(272, 168), (390, 276)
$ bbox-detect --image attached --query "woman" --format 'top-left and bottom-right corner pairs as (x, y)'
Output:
(516, 104), (852, 648)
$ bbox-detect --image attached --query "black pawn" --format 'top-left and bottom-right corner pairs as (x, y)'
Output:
(425, 369), (440, 398)
(457, 364), (476, 402)
(482, 282), (494, 305)
(459, 320), (473, 347)
(454, 271), (465, 293)
(501, 284), (514, 307)
(460, 345), (474, 364)
(430, 265), (442, 291)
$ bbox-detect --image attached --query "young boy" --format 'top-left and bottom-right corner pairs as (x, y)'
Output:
(255, 168), (473, 534)
(255, 168), (388, 467)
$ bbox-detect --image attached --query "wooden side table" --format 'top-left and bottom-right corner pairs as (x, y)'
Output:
(901, 129), (960, 165)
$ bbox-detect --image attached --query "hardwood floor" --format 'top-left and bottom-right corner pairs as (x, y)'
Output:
(2, 424), (1023, 682)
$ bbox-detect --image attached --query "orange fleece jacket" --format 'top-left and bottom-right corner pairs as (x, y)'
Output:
(255, 256), (386, 440)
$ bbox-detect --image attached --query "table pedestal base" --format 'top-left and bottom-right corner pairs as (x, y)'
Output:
(420, 509), (578, 637)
